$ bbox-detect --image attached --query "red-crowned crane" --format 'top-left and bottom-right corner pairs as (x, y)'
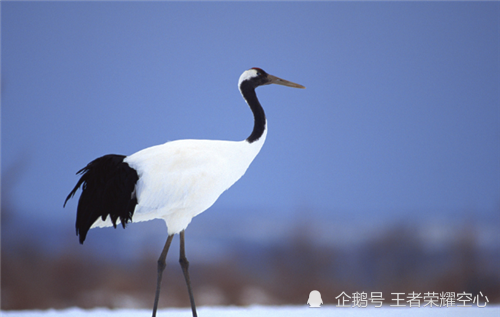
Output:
(64, 68), (305, 317)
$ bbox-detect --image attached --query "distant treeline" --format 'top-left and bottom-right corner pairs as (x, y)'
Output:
(2, 220), (499, 310)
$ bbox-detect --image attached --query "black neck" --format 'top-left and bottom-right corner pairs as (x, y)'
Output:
(240, 81), (266, 143)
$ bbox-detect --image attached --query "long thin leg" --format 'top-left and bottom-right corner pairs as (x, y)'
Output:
(152, 234), (174, 317)
(179, 230), (198, 317)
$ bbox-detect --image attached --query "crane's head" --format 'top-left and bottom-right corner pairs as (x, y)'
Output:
(238, 68), (305, 90)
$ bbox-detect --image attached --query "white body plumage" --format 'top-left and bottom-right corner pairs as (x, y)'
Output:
(92, 129), (267, 235)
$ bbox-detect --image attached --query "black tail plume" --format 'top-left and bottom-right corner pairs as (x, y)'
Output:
(64, 154), (139, 244)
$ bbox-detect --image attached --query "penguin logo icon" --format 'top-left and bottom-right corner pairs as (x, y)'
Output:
(307, 290), (323, 307)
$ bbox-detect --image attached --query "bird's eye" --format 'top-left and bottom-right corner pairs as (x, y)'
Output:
(256, 71), (261, 76)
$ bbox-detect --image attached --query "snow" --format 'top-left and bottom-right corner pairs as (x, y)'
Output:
(2, 305), (500, 317)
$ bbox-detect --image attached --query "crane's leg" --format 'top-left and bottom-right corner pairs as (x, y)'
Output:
(179, 230), (198, 317)
(152, 234), (174, 317)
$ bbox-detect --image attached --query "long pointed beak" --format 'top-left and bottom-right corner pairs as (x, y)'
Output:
(267, 74), (305, 89)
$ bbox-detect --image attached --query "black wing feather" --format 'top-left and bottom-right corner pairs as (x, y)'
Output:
(64, 154), (139, 244)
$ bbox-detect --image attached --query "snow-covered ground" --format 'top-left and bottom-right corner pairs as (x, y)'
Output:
(3, 305), (500, 317)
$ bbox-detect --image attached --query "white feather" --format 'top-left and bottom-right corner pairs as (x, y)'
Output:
(238, 69), (259, 88)
(91, 128), (267, 235)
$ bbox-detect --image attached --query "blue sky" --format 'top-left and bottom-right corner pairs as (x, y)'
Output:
(2, 2), (499, 236)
